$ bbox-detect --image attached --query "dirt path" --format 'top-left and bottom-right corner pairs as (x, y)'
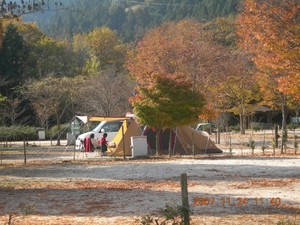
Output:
(0, 156), (299, 225)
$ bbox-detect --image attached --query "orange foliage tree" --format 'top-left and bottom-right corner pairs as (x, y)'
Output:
(212, 51), (260, 134)
(127, 20), (233, 120)
(237, 0), (300, 153)
(237, 0), (299, 97)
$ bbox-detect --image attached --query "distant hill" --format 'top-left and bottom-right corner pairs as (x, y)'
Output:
(23, 0), (240, 42)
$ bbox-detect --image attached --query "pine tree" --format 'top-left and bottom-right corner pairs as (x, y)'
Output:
(0, 24), (27, 96)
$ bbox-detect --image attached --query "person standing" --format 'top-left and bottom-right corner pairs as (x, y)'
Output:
(100, 133), (108, 156)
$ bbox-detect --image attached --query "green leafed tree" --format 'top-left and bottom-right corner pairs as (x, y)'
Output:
(34, 36), (76, 77)
(0, 23), (27, 96)
(132, 77), (205, 156)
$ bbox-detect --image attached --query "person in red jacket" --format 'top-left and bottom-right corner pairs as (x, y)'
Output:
(99, 133), (108, 156)
(84, 133), (96, 152)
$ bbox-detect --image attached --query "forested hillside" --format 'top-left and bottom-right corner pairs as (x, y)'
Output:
(25, 0), (239, 42)
(0, 0), (240, 130)
(2, 0), (297, 142)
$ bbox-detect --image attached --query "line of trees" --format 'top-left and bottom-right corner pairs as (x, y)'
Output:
(24, 0), (239, 42)
(0, 21), (133, 129)
(0, 0), (299, 152)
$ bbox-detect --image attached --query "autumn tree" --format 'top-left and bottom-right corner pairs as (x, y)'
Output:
(203, 16), (237, 48)
(78, 66), (134, 116)
(127, 20), (214, 154)
(237, 0), (300, 153)
(73, 27), (128, 74)
(127, 19), (233, 102)
(72, 33), (90, 74)
(0, 0), (63, 47)
(211, 51), (261, 134)
(128, 20), (231, 94)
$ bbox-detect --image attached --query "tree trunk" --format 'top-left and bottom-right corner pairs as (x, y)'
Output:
(280, 97), (287, 154)
(155, 129), (161, 156)
(168, 129), (173, 157)
(56, 116), (61, 146)
(240, 111), (245, 134)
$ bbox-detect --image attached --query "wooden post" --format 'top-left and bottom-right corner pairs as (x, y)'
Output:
(192, 132), (195, 156)
(122, 125), (125, 160)
(181, 173), (190, 225)
(73, 143), (76, 162)
(229, 133), (232, 155)
(23, 140), (27, 164)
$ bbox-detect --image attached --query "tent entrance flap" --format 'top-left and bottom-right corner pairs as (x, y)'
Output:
(110, 120), (143, 156)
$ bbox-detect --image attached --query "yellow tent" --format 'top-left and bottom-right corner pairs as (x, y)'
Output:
(88, 116), (128, 122)
(98, 117), (221, 156)
(109, 120), (143, 156)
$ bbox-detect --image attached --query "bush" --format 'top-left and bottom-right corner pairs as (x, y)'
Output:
(251, 122), (263, 131)
(47, 124), (71, 139)
(0, 126), (38, 141)
(287, 123), (298, 131)
(277, 218), (299, 225)
(229, 124), (240, 132)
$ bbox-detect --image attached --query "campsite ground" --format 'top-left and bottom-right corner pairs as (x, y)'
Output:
(0, 130), (299, 225)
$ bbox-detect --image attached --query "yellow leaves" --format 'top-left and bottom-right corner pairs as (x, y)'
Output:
(87, 27), (119, 54)
(73, 26), (127, 72)
(278, 74), (300, 100)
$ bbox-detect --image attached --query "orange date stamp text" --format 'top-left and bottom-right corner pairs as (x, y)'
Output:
(193, 196), (282, 207)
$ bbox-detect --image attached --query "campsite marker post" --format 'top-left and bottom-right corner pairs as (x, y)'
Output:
(192, 132), (195, 156)
(181, 173), (190, 225)
(23, 140), (27, 164)
(275, 125), (279, 148)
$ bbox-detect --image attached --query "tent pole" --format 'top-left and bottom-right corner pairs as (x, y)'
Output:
(172, 128), (177, 155)
(205, 135), (209, 153)
(122, 125), (126, 159)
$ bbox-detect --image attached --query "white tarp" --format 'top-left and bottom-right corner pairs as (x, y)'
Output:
(75, 116), (88, 124)
(131, 136), (148, 158)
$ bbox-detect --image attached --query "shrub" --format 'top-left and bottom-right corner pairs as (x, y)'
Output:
(277, 218), (299, 225)
(0, 126), (38, 141)
(287, 123), (298, 131)
(229, 124), (240, 132)
(47, 124), (71, 139)
(251, 122), (263, 132)
(248, 138), (255, 155)
(139, 204), (192, 225)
